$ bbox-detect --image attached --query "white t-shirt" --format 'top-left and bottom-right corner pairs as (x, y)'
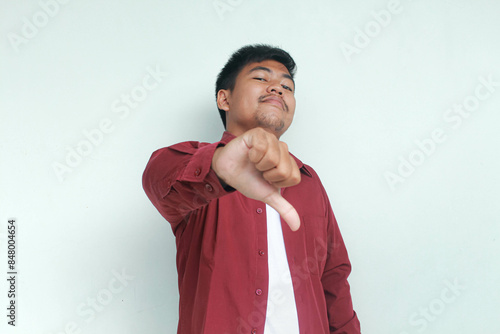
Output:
(263, 204), (300, 334)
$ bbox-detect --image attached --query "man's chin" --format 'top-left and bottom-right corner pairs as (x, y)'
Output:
(256, 112), (285, 128)
(256, 118), (284, 131)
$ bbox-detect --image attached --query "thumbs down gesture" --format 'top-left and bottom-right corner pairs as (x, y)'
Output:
(211, 127), (301, 231)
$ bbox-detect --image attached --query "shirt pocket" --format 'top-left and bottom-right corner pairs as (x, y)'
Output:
(302, 215), (328, 276)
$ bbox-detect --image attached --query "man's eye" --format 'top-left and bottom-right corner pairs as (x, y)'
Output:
(254, 77), (266, 81)
(282, 84), (293, 92)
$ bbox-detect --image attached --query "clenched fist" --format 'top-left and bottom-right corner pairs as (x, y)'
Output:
(211, 127), (301, 231)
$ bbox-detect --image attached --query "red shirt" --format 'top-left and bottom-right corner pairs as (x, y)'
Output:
(142, 131), (361, 334)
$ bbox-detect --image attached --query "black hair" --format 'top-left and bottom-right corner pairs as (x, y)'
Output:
(215, 44), (297, 129)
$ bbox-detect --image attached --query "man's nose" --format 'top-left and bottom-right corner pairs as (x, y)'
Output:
(267, 83), (283, 95)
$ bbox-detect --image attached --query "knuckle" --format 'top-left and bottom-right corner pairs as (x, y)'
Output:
(255, 127), (268, 138)
(293, 173), (301, 184)
(276, 160), (293, 179)
(283, 162), (292, 177)
(268, 153), (280, 167)
(253, 139), (267, 153)
(294, 169), (301, 183)
(274, 166), (286, 179)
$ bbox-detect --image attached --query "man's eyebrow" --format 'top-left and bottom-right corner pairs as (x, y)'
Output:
(247, 66), (295, 85)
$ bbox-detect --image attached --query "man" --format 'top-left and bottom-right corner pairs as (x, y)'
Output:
(142, 44), (361, 334)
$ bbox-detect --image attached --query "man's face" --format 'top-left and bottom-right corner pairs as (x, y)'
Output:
(217, 59), (296, 138)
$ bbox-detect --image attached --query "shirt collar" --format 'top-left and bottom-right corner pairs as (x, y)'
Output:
(220, 131), (312, 178)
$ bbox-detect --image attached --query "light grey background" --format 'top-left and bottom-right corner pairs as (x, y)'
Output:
(1, 0), (499, 333)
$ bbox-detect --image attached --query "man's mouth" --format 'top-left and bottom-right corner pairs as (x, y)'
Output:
(261, 96), (285, 110)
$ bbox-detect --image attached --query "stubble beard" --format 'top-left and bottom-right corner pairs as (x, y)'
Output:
(255, 109), (285, 132)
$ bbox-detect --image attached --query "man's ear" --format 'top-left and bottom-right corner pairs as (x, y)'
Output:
(217, 89), (231, 112)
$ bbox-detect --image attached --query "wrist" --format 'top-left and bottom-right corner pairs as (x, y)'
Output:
(212, 147), (233, 191)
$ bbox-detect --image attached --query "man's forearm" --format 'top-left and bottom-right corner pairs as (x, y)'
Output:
(143, 141), (234, 227)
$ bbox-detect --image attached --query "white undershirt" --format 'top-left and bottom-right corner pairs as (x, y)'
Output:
(263, 204), (300, 334)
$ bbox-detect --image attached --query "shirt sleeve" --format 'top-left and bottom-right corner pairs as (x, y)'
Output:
(142, 140), (234, 236)
(320, 185), (361, 334)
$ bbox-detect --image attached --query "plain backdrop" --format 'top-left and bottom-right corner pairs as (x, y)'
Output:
(1, 0), (499, 333)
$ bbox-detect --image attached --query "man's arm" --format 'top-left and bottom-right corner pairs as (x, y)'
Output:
(142, 139), (234, 235)
(143, 127), (303, 234)
(320, 186), (361, 333)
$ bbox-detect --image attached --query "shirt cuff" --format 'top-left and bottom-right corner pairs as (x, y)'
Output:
(178, 141), (235, 199)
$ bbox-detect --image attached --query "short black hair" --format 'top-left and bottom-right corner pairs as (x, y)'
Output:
(215, 44), (297, 129)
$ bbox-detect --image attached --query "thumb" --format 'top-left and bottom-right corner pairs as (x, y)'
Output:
(264, 191), (301, 231)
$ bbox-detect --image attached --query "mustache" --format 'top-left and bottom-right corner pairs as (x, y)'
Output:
(259, 94), (288, 112)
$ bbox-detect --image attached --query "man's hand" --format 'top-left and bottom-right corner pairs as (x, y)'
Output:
(211, 128), (301, 231)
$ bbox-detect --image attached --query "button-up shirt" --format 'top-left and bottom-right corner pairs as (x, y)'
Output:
(142, 131), (361, 334)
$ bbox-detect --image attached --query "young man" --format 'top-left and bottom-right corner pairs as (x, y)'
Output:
(142, 44), (361, 334)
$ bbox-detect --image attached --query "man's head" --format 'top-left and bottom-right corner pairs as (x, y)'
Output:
(215, 44), (297, 138)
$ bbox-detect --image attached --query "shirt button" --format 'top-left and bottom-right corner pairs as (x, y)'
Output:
(205, 183), (213, 192)
(258, 250), (265, 256)
(255, 289), (262, 296)
(256, 208), (262, 214)
(194, 168), (201, 176)
(251, 329), (257, 334)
